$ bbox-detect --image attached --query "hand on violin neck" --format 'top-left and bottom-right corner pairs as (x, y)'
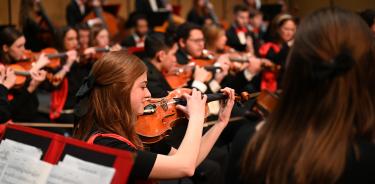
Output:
(32, 53), (50, 72)
(194, 66), (211, 83)
(176, 88), (207, 121)
(66, 50), (78, 65)
(0, 66), (16, 89)
(27, 70), (47, 93)
(247, 56), (263, 75)
(83, 47), (97, 58)
(216, 87), (235, 127)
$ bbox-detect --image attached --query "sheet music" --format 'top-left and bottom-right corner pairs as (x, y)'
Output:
(47, 165), (101, 184)
(0, 139), (42, 161)
(0, 153), (52, 184)
(61, 155), (115, 184)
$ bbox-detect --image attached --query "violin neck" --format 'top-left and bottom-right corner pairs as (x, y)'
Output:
(229, 57), (248, 63)
(14, 70), (30, 76)
(95, 47), (111, 53)
(204, 66), (222, 73)
(47, 53), (67, 59)
(174, 93), (228, 106)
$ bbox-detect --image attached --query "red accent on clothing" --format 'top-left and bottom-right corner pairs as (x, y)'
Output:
(50, 78), (68, 120)
(87, 133), (137, 149)
(7, 94), (13, 101)
(236, 27), (248, 33)
(259, 42), (281, 93)
(258, 42), (281, 58)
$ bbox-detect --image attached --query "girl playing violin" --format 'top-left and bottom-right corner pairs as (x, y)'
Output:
(73, 50), (235, 183)
(0, 27), (48, 122)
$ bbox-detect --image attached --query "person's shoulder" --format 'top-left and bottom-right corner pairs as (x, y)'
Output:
(94, 136), (137, 152)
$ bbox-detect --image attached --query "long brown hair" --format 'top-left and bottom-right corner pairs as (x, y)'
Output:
(73, 51), (147, 149)
(202, 24), (224, 51)
(242, 7), (375, 184)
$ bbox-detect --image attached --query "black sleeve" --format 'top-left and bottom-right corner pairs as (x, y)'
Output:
(148, 139), (172, 155)
(94, 137), (158, 180)
(121, 36), (136, 47)
(9, 86), (39, 122)
(0, 85), (11, 124)
(221, 72), (260, 94)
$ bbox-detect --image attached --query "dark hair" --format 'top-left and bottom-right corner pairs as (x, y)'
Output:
(359, 9), (375, 27)
(145, 32), (176, 58)
(242, 7), (375, 184)
(126, 12), (148, 28)
(0, 27), (24, 63)
(56, 26), (77, 51)
(233, 4), (249, 14)
(75, 23), (91, 31)
(176, 22), (202, 41)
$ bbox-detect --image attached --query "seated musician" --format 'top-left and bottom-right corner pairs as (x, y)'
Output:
(248, 8), (266, 56)
(122, 13), (149, 48)
(142, 32), (176, 98)
(0, 27), (49, 122)
(39, 27), (80, 123)
(82, 25), (121, 61)
(75, 23), (91, 52)
(73, 50), (236, 183)
(258, 13), (297, 92)
(226, 4), (254, 53)
(175, 23), (231, 94)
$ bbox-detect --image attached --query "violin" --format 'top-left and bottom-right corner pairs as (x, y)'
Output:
(164, 63), (222, 89)
(135, 88), (256, 144)
(8, 63), (60, 88)
(20, 48), (66, 69)
(251, 90), (280, 119)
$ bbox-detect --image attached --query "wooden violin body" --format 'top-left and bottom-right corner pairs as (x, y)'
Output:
(252, 90), (279, 118)
(136, 88), (256, 144)
(136, 88), (191, 144)
(20, 48), (64, 69)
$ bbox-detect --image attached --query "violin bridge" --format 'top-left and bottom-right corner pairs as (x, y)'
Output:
(161, 98), (168, 111)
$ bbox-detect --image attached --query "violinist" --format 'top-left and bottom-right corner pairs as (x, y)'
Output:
(142, 32), (176, 98)
(82, 25), (122, 60)
(121, 13), (149, 48)
(73, 50), (235, 183)
(175, 23), (228, 94)
(226, 4), (254, 53)
(203, 24), (266, 94)
(42, 26), (80, 122)
(76, 23), (91, 52)
(258, 13), (297, 92)
(248, 9), (266, 56)
(0, 27), (48, 122)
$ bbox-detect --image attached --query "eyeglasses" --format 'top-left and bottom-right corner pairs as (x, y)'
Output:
(187, 38), (205, 44)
